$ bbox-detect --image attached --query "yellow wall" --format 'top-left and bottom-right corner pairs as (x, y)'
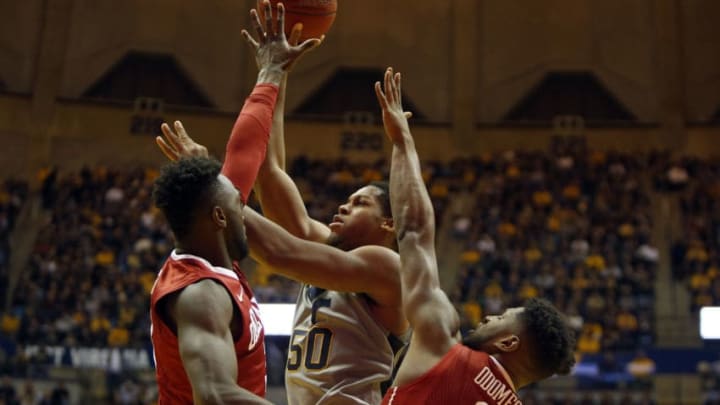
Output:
(2, 96), (719, 179)
(2, 0), (718, 122)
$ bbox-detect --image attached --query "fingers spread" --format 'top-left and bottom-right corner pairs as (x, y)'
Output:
(155, 136), (179, 162)
(263, 1), (274, 38)
(174, 121), (188, 138)
(384, 68), (394, 104)
(394, 72), (402, 104)
(297, 37), (321, 53)
(160, 123), (182, 150)
(276, 3), (286, 40)
(241, 30), (260, 50)
(374, 81), (388, 109)
(250, 9), (265, 43)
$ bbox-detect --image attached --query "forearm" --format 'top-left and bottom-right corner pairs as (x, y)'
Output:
(256, 67), (284, 87)
(221, 84), (279, 202)
(255, 73), (288, 211)
(271, 75), (287, 169)
(245, 208), (320, 275)
(245, 208), (293, 265)
(389, 133), (441, 302)
(389, 134), (435, 239)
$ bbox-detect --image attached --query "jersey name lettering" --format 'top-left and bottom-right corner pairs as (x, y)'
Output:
(248, 301), (263, 350)
(473, 366), (521, 405)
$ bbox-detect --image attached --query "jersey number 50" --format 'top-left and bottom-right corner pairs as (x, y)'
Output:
(287, 327), (333, 370)
(287, 298), (333, 370)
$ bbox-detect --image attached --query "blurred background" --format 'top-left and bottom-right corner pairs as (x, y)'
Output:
(1, 0), (720, 403)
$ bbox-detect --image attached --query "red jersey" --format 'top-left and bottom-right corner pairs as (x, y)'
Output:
(150, 250), (266, 404)
(382, 344), (521, 405)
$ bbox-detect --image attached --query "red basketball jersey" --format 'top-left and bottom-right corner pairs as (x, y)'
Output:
(150, 250), (266, 404)
(382, 344), (521, 405)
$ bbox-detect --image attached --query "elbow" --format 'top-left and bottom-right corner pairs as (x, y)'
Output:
(397, 223), (433, 244)
(395, 212), (434, 243)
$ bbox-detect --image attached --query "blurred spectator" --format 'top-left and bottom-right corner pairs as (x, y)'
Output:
(627, 350), (655, 388)
(19, 380), (42, 405)
(48, 382), (70, 405)
(0, 375), (18, 405)
(114, 378), (140, 405)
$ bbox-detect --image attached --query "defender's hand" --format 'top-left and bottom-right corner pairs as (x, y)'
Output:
(155, 121), (209, 161)
(242, 1), (322, 83)
(375, 67), (413, 145)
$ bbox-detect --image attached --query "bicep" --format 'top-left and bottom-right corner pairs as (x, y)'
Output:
(172, 281), (238, 401)
(178, 319), (239, 397)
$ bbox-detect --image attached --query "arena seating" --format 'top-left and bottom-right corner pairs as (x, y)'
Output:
(449, 149), (657, 356)
(0, 152), (664, 402)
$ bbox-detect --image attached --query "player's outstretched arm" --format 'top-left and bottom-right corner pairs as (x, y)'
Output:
(376, 68), (458, 355)
(223, 1), (321, 203)
(156, 2), (320, 207)
(254, 25), (330, 243)
(170, 280), (272, 405)
(244, 207), (400, 306)
(259, 23), (304, 170)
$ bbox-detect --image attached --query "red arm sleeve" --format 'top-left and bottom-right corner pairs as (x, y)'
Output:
(221, 83), (279, 203)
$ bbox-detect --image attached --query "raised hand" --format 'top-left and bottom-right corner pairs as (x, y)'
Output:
(374, 67), (413, 145)
(155, 121), (209, 161)
(242, 1), (322, 81)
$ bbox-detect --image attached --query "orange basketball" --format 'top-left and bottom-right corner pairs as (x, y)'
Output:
(264, 0), (337, 41)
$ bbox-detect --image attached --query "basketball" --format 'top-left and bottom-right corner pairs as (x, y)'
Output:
(264, 0), (337, 41)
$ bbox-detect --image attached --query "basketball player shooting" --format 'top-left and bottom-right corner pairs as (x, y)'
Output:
(375, 68), (576, 404)
(157, 8), (410, 405)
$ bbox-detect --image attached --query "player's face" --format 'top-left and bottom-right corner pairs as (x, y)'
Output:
(216, 175), (249, 261)
(327, 185), (389, 250)
(463, 307), (525, 353)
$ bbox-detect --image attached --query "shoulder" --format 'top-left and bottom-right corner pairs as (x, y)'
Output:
(350, 245), (401, 292)
(173, 280), (234, 329)
(350, 245), (400, 271)
(348, 246), (402, 307)
(178, 279), (228, 300)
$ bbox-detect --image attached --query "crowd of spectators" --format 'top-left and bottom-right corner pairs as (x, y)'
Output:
(660, 157), (720, 311)
(0, 157), (454, 371)
(0, 375), (71, 405)
(0, 147), (691, 402)
(448, 147), (659, 358)
(0, 178), (28, 304)
(1, 166), (165, 379)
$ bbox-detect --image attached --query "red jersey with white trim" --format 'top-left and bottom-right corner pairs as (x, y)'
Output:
(150, 250), (266, 404)
(382, 344), (522, 405)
